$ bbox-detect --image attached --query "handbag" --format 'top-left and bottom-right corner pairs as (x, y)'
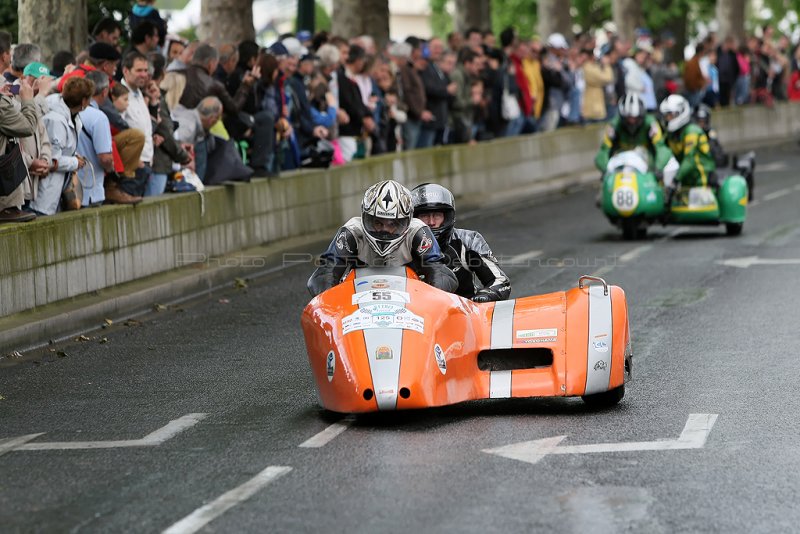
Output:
(61, 171), (83, 211)
(501, 89), (521, 120)
(0, 139), (29, 197)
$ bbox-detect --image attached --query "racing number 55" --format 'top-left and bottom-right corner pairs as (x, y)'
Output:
(372, 291), (392, 301)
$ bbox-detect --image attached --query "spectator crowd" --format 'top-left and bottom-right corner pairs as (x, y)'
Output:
(1, 0), (798, 224)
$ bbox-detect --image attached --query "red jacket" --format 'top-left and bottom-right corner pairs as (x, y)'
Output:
(510, 54), (532, 117)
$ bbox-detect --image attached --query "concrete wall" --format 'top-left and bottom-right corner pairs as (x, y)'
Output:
(1, 102), (798, 318)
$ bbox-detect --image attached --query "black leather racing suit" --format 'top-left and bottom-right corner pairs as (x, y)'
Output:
(307, 217), (458, 296)
(442, 228), (511, 302)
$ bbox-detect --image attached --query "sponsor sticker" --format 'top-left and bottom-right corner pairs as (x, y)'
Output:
(335, 231), (353, 254)
(516, 328), (558, 339)
(352, 290), (411, 305)
(521, 337), (558, 344)
(371, 278), (390, 289)
(434, 344), (447, 374)
(592, 340), (609, 353)
(326, 351), (335, 382)
(375, 345), (393, 360)
(593, 360), (608, 371)
(377, 388), (395, 396)
(417, 234), (433, 255)
(342, 306), (425, 334)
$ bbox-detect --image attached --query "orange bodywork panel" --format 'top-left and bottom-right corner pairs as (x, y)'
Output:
(301, 268), (631, 413)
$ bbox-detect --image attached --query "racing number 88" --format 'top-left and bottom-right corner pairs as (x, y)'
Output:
(612, 186), (638, 211)
(616, 189), (635, 207)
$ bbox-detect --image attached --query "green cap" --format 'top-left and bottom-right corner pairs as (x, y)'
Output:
(23, 62), (50, 78)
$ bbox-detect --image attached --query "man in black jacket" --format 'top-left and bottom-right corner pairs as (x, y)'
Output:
(717, 36), (740, 107)
(418, 38), (455, 148)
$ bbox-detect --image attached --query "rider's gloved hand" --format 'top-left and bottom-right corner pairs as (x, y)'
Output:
(472, 289), (500, 303)
(654, 170), (664, 183)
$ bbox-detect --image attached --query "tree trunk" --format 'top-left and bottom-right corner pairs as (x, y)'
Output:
(455, 0), (491, 33)
(537, 0), (572, 41)
(332, 0), (390, 49)
(361, 0), (390, 50)
(18, 0), (87, 64)
(612, 0), (643, 42)
(199, 0), (255, 45)
(716, 0), (746, 43)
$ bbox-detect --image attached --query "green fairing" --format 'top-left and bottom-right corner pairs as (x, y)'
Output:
(594, 115), (673, 173)
(666, 123), (716, 187)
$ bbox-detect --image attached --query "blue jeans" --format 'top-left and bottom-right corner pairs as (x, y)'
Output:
(417, 127), (436, 148)
(504, 116), (525, 137)
(403, 120), (421, 151)
(145, 173), (168, 196)
(735, 75), (750, 105)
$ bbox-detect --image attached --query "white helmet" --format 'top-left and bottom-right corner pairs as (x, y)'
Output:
(618, 93), (645, 134)
(659, 94), (691, 133)
(361, 180), (413, 257)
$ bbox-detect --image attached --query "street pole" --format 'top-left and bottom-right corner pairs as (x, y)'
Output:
(298, 0), (315, 33)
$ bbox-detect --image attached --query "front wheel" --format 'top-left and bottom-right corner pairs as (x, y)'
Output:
(726, 222), (743, 236)
(582, 385), (625, 408)
(621, 220), (639, 240)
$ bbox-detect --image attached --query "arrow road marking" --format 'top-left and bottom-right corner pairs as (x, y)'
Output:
(163, 465), (292, 534)
(0, 433), (45, 457)
(717, 256), (800, 269)
(1, 413), (207, 453)
(483, 413), (718, 465)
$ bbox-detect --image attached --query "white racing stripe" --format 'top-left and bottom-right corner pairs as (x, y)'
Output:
(298, 418), (354, 448)
(162, 466), (292, 534)
(490, 370), (512, 398)
(585, 285), (613, 396)
(490, 300), (516, 349)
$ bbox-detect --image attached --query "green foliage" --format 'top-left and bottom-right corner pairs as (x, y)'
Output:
(179, 26), (198, 42)
(0, 0), (132, 42)
(430, 0), (452, 38)
(0, 0), (19, 37)
(293, 2), (331, 34)
(572, 0), (612, 33)
(491, 0), (537, 39)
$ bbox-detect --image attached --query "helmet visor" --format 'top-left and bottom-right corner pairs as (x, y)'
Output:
(623, 115), (643, 133)
(363, 213), (410, 242)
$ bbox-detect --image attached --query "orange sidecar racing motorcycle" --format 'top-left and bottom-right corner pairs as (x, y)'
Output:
(301, 267), (632, 413)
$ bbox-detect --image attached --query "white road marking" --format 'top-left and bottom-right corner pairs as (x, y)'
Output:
(795, 184), (800, 192)
(717, 256), (800, 269)
(8, 413), (207, 452)
(0, 433), (44, 457)
(762, 188), (793, 201)
(298, 418), (354, 448)
(483, 413), (718, 465)
(618, 245), (652, 263)
(505, 250), (543, 266)
(749, 199), (761, 207)
(589, 265), (614, 278)
(162, 465), (292, 534)
(758, 161), (788, 172)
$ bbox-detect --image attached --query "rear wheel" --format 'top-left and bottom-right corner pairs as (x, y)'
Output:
(582, 385), (625, 409)
(726, 222), (743, 236)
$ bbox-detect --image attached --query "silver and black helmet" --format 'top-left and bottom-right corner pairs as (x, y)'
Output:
(361, 180), (414, 257)
(411, 183), (456, 247)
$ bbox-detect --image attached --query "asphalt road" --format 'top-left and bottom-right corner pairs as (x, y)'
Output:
(2, 144), (799, 533)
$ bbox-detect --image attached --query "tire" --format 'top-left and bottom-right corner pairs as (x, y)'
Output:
(582, 385), (625, 408)
(726, 222), (743, 236)
(621, 220), (638, 240)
